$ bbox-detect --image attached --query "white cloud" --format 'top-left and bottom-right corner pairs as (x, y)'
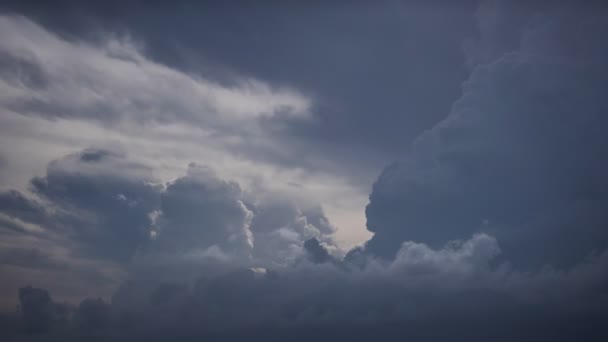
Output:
(0, 16), (310, 126)
(0, 14), (370, 250)
(391, 233), (500, 275)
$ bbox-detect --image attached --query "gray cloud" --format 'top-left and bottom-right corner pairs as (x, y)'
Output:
(17, 286), (69, 334)
(151, 164), (254, 258)
(1, 1), (608, 341)
(3, 232), (608, 340)
(0, 148), (343, 309)
(303, 238), (332, 264)
(0, 190), (48, 227)
(29, 149), (160, 262)
(365, 2), (608, 269)
(74, 297), (111, 332)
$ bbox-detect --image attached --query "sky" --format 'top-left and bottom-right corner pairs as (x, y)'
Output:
(0, 1), (608, 341)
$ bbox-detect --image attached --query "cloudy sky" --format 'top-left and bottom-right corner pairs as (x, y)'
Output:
(1, 1), (608, 341)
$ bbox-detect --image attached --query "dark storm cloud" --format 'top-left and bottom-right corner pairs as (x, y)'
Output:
(303, 237), (332, 264)
(2, 1), (608, 341)
(17, 286), (69, 334)
(365, 1), (608, 269)
(74, 297), (111, 332)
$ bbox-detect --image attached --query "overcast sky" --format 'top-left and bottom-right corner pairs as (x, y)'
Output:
(1, 1), (608, 341)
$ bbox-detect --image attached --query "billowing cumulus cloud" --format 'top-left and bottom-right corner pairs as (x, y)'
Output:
(365, 1), (608, 269)
(0, 149), (342, 305)
(153, 164), (255, 258)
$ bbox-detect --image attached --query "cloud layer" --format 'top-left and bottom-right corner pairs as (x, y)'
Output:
(2, 1), (608, 341)
(0, 13), (371, 249)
